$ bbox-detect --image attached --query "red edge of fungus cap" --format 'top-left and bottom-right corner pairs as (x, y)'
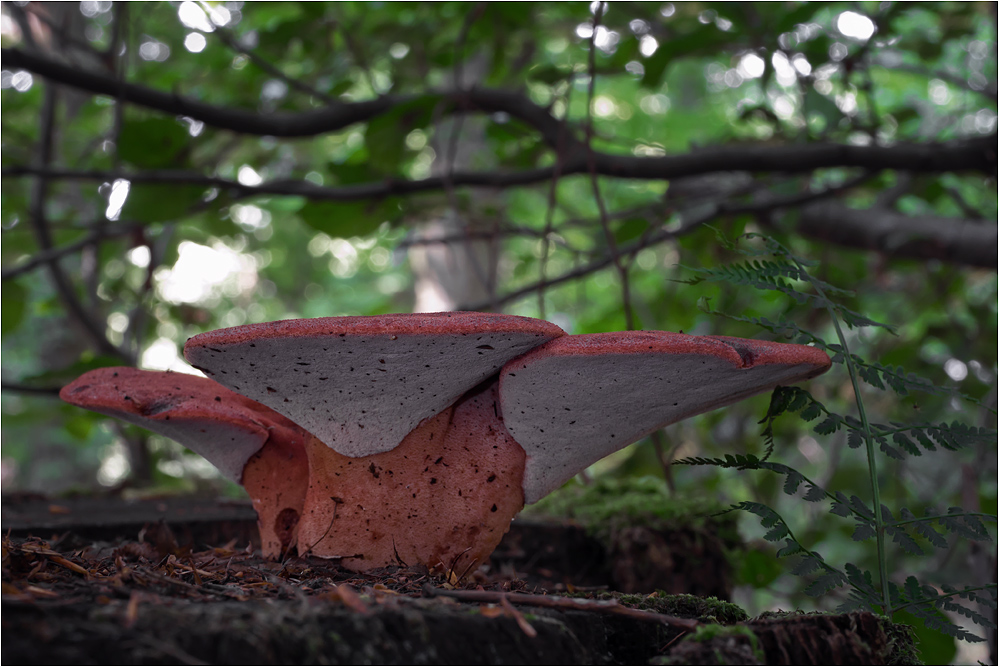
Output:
(58, 367), (303, 482)
(183, 312), (565, 458)
(498, 331), (832, 503)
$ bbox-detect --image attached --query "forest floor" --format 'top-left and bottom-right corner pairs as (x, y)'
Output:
(2, 494), (915, 665)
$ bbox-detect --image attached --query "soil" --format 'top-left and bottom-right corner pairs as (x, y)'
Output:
(2, 494), (914, 665)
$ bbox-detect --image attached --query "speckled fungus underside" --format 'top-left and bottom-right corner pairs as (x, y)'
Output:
(184, 312), (565, 457)
(60, 313), (833, 573)
(59, 368), (310, 555)
(499, 332), (833, 503)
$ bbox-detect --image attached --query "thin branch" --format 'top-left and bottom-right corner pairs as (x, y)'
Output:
(871, 57), (999, 102)
(585, 4), (634, 330)
(397, 225), (551, 247)
(1, 164), (563, 200)
(452, 3), (487, 90)
(2, 222), (143, 280)
(28, 84), (128, 362)
(211, 27), (338, 105)
(0, 382), (63, 396)
(461, 172), (877, 311)
(3, 45), (397, 137)
(536, 84), (574, 318)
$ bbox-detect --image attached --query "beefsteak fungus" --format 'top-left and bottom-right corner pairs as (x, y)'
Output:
(61, 313), (832, 573)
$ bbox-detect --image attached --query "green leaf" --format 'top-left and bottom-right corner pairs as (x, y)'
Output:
(641, 23), (734, 88)
(298, 199), (399, 238)
(1, 280), (26, 334)
(852, 523), (876, 541)
(64, 414), (95, 440)
(120, 184), (206, 223)
(738, 549), (784, 587)
(803, 87), (845, 129)
(119, 117), (190, 169)
(805, 570), (846, 596)
(364, 95), (437, 173)
(788, 555), (823, 576)
(886, 525), (923, 555)
(614, 218), (649, 244)
(528, 64), (574, 84)
(774, 3), (818, 34)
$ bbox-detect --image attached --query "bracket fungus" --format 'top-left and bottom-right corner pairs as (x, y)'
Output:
(61, 312), (831, 573)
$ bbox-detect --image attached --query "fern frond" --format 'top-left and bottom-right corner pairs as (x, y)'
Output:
(805, 570), (848, 597)
(844, 563), (880, 598)
(898, 508), (949, 549)
(673, 454), (761, 469)
(939, 508), (992, 541)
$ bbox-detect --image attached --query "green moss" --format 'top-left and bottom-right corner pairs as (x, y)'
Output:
(689, 624), (764, 662)
(523, 476), (734, 543)
(882, 618), (922, 666)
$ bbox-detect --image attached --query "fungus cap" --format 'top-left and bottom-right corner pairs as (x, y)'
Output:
(184, 312), (565, 457)
(58, 367), (303, 482)
(498, 331), (832, 503)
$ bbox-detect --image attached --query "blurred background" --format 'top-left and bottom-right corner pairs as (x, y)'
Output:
(1, 1), (996, 661)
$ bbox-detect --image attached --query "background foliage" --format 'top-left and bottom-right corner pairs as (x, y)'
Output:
(2, 1), (996, 661)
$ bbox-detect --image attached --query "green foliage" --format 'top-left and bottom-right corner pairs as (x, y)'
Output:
(118, 117), (191, 169)
(1, 280), (26, 334)
(676, 233), (997, 646)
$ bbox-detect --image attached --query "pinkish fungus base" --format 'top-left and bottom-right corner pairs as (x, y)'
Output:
(297, 380), (525, 573)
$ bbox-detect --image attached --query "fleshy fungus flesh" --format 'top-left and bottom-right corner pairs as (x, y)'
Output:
(60, 314), (832, 573)
(298, 379), (524, 572)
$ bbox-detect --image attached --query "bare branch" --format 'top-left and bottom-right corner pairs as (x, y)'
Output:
(2, 222), (142, 281)
(795, 201), (997, 268)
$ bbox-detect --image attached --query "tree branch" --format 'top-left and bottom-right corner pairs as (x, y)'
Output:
(2, 222), (142, 281)
(0, 382), (63, 396)
(5, 46), (994, 176)
(795, 201), (997, 268)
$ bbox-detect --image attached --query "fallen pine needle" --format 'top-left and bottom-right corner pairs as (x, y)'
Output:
(49, 555), (91, 578)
